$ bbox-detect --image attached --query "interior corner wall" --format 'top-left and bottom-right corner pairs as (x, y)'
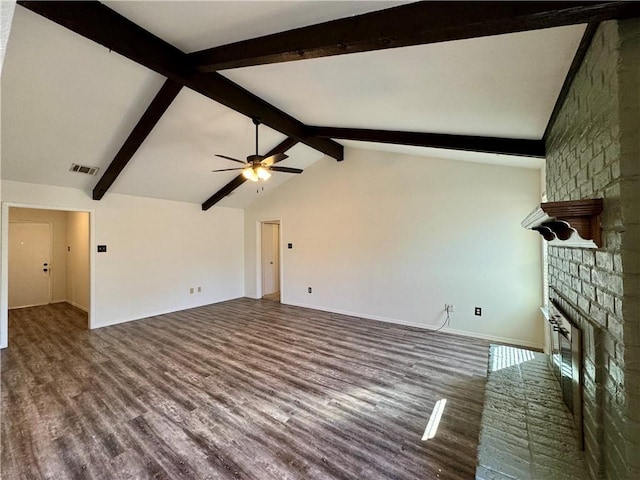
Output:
(8, 207), (68, 304)
(1, 180), (245, 334)
(244, 147), (544, 348)
(66, 210), (89, 311)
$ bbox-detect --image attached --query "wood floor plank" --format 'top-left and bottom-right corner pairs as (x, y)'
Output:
(2, 299), (490, 479)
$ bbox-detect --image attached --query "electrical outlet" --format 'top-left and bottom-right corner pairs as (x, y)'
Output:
(308, 287), (312, 293)
(475, 307), (482, 316)
(190, 287), (194, 294)
(445, 304), (454, 313)
(198, 287), (202, 293)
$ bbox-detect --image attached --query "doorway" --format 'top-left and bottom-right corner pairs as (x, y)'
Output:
(261, 221), (280, 302)
(1, 204), (93, 349)
(9, 222), (52, 308)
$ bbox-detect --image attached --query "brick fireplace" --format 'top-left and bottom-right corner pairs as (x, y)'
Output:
(544, 18), (639, 480)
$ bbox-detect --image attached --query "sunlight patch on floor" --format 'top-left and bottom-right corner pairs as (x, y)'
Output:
(490, 345), (535, 372)
(422, 398), (447, 441)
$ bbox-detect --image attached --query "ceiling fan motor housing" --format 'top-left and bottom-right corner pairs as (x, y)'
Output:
(247, 154), (264, 165)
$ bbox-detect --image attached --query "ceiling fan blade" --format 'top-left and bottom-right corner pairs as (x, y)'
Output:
(215, 154), (247, 165)
(269, 166), (303, 174)
(262, 153), (289, 166)
(212, 167), (246, 172)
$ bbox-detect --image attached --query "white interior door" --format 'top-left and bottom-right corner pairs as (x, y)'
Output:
(261, 222), (280, 297)
(9, 222), (52, 308)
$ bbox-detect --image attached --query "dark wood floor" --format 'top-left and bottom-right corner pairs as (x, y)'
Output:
(1, 299), (490, 480)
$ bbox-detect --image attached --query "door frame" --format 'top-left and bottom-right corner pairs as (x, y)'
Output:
(8, 220), (53, 308)
(260, 222), (279, 297)
(255, 218), (283, 300)
(1, 202), (96, 349)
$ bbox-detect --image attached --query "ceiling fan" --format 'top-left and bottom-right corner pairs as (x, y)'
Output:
(212, 118), (303, 182)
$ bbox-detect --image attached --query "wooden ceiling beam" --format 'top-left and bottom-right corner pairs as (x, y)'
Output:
(201, 174), (248, 211)
(263, 137), (299, 158)
(17, 1), (343, 161)
(202, 137), (298, 211)
(189, 1), (640, 71)
(181, 70), (342, 160)
(17, 1), (187, 79)
(93, 79), (183, 200)
(307, 127), (545, 158)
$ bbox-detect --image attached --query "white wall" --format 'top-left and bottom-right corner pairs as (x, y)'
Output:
(8, 207), (68, 303)
(245, 147), (544, 348)
(1, 180), (244, 347)
(66, 211), (89, 311)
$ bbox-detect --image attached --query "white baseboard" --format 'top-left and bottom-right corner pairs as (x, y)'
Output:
(438, 327), (542, 350)
(90, 295), (244, 330)
(283, 301), (543, 350)
(63, 300), (88, 313)
(8, 301), (49, 310)
(13, 300), (90, 313)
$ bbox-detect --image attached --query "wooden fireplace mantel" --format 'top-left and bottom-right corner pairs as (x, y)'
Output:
(521, 198), (603, 248)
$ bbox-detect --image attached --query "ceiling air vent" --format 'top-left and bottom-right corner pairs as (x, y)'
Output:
(69, 163), (99, 176)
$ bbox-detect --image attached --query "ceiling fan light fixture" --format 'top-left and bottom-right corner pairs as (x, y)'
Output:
(242, 168), (259, 182)
(242, 166), (271, 182)
(215, 119), (300, 188)
(256, 166), (271, 180)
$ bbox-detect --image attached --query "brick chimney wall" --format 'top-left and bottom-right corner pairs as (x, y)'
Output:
(545, 19), (640, 480)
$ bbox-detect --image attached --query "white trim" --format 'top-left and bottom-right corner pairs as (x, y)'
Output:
(64, 299), (88, 313)
(278, 220), (284, 302)
(284, 301), (543, 350)
(1, 201), (95, 349)
(256, 218), (283, 301)
(90, 294), (243, 330)
(255, 221), (262, 299)
(438, 327), (542, 350)
(8, 302), (50, 310)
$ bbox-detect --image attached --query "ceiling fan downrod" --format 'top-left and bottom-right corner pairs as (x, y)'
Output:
(253, 117), (261, 156)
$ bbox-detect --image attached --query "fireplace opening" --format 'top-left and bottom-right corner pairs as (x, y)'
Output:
(547, 300), (584, 449)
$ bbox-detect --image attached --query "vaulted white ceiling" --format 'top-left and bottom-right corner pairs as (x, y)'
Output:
(1, 2), (586, 208)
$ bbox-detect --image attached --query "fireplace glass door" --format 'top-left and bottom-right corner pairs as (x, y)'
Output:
(560, 332), (574, 413)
